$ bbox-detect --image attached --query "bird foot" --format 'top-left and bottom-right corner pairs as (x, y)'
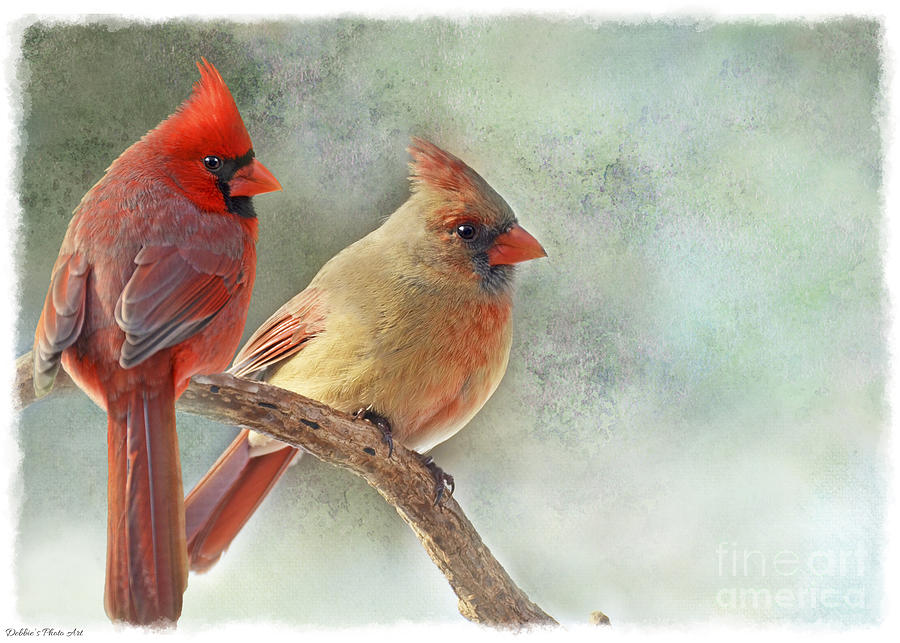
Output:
(354, 406), (394, 458)
(419, 455), (455, 507)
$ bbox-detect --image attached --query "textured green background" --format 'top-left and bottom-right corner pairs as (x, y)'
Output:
(11, 17), (885, 628)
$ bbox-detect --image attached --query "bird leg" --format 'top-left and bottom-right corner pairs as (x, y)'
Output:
(354, 406), (394, 458)
(419, 455), (455, 507)
(352, 407), (453, 506)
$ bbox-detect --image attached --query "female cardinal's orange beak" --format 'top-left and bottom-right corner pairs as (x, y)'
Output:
(229, 159), (282, 197)
(487, 224), (547, 266)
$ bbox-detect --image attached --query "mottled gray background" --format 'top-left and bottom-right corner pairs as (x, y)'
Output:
(10, 17), (886, 629)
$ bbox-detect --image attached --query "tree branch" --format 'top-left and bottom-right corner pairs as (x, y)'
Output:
(13, 352), (557, 628)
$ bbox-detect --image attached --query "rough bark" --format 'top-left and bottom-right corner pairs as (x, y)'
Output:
(13, 351), (557, 628)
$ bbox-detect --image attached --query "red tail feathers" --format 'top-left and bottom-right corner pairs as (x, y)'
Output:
(185, 430), (297, 572)
(105, 381), (187, 625)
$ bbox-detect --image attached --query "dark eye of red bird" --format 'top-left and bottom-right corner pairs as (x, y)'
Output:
(456, 223), (477, 240)
(203, 155), (222, 171)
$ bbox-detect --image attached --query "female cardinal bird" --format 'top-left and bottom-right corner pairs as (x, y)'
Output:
(183, 138), (545, 572)
(32, 59), (281, 625)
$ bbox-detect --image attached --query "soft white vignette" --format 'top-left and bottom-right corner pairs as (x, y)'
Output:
(0, 2), (897, 642)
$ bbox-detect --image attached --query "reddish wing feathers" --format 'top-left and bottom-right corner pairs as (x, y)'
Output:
(183, 289), (326, 571)
(33, 253), (90, 394)
(115, 246), (248, 369)
(228, 288), (326, 378)
(32, 58), (267, 627)
(183, 139), (525, 578)
(103, 242), (249, 622)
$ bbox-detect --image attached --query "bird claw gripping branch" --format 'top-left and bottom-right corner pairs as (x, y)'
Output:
(354, 406), (395, 458)
(420, 455), (456, 507)
(182, 138), (545, 573)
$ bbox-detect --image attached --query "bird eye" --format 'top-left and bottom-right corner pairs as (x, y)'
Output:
(456, 223), (477, 240)
(203, 155), (222, 171)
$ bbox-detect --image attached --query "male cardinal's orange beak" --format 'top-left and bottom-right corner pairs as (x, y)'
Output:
(229, 159), (282, 197)
(487, 224), (547, 266)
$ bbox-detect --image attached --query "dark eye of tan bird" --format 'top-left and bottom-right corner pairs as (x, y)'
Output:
(456, 223), (477, 240)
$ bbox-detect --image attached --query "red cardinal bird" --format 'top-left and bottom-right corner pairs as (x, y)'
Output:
(183, 138), (545, 572)
(32, 59), (281, 625)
